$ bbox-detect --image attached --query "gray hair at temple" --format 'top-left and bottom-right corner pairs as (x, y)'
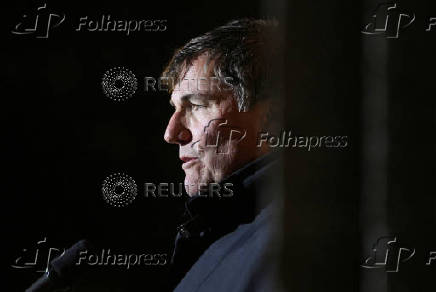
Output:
(161, 18), (282, 112)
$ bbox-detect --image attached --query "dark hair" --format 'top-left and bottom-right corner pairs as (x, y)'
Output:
(161, 18), (281, 112)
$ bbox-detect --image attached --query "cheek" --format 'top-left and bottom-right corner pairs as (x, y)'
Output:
(196, 120), (225, 154)
(187, 116), (222, 150)
(188, 100), (239, 155)
(185, 112), (209, 140)
(202, 125), (240, 173)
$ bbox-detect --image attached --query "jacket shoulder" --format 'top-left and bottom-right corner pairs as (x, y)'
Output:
(175, 204), (276, 292)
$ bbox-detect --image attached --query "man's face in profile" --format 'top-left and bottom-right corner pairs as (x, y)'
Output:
(164, 55), (269, 196)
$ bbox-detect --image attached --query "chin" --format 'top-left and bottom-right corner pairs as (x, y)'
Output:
(183, 171), (213, 196)
(184, 174), (200, 196)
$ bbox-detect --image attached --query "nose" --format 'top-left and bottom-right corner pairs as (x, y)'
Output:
(164, 111), (192, 145)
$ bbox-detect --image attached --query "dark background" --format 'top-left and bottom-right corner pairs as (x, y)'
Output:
(2, 1), (270, 291)
(2, 0), (435, 291)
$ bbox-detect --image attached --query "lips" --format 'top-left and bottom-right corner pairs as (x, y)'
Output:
(180, 156), (199, 169)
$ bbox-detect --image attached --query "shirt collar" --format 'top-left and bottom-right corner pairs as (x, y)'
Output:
(179, 151), (279, 237)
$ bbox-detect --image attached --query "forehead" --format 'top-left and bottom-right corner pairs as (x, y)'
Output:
(170, 56), (220, 103)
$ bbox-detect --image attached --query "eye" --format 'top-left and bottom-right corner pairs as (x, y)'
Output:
(190, 103), (206, 111)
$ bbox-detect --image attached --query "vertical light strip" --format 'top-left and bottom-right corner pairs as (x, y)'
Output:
(360, 1), (389, 291)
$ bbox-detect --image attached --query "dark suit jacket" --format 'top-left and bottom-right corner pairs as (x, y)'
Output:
(169, 152), (280, 292)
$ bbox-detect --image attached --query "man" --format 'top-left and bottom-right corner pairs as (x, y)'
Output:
(162, 18), (282, 291)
